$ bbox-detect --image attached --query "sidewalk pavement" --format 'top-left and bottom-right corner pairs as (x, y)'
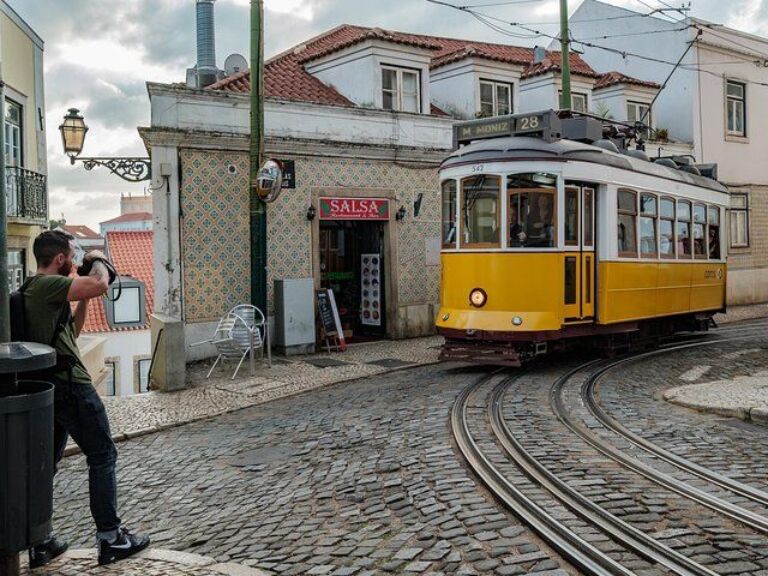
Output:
(65, 335), (442, 457)
(665, 303), (768, 426)
(20, 548), (268, 575)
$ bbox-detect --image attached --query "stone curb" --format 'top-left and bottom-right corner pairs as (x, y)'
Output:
(664, 391), (766, 427)
(64, 359), (441, 458)
(28, 548), (269, 575)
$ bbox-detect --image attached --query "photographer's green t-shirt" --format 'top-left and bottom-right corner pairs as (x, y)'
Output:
(23, 275), (92, 385)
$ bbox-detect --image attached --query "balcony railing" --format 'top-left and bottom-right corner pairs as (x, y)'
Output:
(6, 166), (47, 221)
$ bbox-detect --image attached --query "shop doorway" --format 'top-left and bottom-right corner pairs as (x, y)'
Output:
(319, 220), (386, 341)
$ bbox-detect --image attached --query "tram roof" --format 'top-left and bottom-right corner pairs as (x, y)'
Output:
(441, 136), (729, 194)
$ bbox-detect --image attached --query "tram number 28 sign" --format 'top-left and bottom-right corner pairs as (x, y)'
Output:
(319, 197), (391, 221)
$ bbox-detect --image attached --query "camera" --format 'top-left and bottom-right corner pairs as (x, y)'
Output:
(77, 257), (117, 285)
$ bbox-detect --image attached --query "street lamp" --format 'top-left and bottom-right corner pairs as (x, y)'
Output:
(58, 108), (151, 182)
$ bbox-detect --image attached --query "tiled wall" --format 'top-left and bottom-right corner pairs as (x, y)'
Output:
(180, 148), (441, 324)
(180, 149), (251, 322)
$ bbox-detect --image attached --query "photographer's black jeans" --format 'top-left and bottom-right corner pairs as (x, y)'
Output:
(51, 378), (121, 536)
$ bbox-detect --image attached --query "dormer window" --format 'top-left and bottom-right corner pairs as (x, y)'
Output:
(382, 66), (420, 113)
(479, 80), (512, 117)
(106, 277), (147, 329)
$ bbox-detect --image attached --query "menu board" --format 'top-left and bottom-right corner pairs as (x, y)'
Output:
(316, 289), (346, 351)
(361, 253), (382, 326)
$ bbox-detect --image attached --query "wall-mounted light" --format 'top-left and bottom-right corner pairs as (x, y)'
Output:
(306, 205), (316, 221)
(395, 206), (407, 221)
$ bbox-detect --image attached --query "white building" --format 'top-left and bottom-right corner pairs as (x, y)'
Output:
(568, 0), (768, 304)
(100, 211), (152, 235)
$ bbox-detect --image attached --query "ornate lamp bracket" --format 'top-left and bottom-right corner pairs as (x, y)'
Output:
(76, 157), (152, 183)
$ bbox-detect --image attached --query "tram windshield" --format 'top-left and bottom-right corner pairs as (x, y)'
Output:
(507, 173), (557, 248)
(462, 175), (501, 247)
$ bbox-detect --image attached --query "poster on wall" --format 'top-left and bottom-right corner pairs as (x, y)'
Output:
(361, 253), (382, 326)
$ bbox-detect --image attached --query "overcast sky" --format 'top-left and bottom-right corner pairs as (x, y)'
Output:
(6, 0), (763, 229)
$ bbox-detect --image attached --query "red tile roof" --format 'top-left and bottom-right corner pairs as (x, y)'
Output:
(62, 224), (101, 240)
(100, 212), (152, 225)
(594, 71), (661, 90)
(82, 231), (154, 334)
(208, 24), (599, 109)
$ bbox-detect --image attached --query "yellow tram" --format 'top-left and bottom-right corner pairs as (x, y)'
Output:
(436, 110), (729, 365)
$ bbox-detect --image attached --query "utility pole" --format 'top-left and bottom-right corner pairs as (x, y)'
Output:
(250, 0), (267, 314)
(559, 0), (572, 110)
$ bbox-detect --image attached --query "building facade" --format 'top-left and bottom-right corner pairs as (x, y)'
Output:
(100, 211), (153, 235)
(141, 14), (659, 364)
(82, 230), (153, 397)
(569, 0), (768, 304)
(2, 0), (47, 292)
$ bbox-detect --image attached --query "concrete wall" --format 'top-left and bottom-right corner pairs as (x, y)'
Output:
(101, 219), (152, 235)
(148, 84), (453, 150)
(94, 330), (152, 396)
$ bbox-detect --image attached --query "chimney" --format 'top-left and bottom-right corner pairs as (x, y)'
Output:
(533, 45), (546, 64)
(196, 0), (218, 88)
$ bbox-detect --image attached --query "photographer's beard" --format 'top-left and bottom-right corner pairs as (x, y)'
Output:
(57, 257), (73, 277)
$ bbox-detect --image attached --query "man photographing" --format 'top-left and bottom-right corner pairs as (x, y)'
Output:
(19, 230), (149, 567)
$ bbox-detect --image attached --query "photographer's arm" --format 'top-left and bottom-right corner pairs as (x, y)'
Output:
(72, 261), (109, 336)
(67, 260), (110, 302)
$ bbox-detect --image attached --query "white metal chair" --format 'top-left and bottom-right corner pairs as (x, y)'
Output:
(193, 305), (269, 380)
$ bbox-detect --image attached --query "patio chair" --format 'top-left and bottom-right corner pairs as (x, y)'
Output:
(192, 304), (268, 379)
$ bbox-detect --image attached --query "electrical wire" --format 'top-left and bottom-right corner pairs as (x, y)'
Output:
(577, 26), (692, 41)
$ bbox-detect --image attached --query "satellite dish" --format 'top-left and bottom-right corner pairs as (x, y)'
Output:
(224, 53), (249, 76)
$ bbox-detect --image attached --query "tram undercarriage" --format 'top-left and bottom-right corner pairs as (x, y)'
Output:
(438, 313), (718, 366)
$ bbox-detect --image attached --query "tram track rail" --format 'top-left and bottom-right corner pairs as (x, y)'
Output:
(551, 339), (768, 536)
(452, 326), (768, 576)
(451, 372), (635, 576)
(489, 370), (719, 576)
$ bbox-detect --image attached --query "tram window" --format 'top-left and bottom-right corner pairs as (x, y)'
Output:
(640, 194), (657, 257)
(461, 175), (500, 248)
(708, 206), (721, 259)
(677, 200), (692, 258)
(617, 189), (637, 257)
(441, 180), (457, 248)
(659, 197), (675, 258)
(507, 173), (557, 248)
(693, 204), (706, 258)
(583, 188), (594, 247)
(565, 187), (579, 246)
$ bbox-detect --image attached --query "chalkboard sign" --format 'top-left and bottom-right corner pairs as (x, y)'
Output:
(316, 289), (338, 336)
(316, 289), (347, 352)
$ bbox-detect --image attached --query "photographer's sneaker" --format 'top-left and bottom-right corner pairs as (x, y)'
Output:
(97, 526), (150, 566)
(28, 535), (68, 568)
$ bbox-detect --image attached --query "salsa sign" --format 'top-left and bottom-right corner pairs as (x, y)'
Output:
(319, 197), (390, 221)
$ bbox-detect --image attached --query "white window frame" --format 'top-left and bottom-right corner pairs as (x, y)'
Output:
(479, 79), (512, 117)
(730, 193), (749, 248)
(4, 98), (22, 167)
(627, 101), (651, 126)
(726, 80), (746, 137)
(381, 65), (421, 113)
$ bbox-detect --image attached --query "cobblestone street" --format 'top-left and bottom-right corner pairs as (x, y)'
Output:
(40, 320), (768, 575)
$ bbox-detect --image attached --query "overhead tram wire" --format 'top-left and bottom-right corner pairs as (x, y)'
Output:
(425, 0), (768, 89)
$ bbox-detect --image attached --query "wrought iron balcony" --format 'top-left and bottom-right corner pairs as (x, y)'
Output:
(6, 166), (48, 222)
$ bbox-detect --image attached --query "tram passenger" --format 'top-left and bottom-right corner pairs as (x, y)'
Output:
(526, 194), (554, 247)
(709, 226), (721, 259)
(509, 201), (525, 246)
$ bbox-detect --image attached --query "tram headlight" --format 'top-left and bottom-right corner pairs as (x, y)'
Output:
(512, 316), (523, 326)
(469, 288), (487, 308)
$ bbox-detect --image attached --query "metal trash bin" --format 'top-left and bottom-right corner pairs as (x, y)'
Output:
(0, 342), (56, 570)
(0, 380), (55, 553)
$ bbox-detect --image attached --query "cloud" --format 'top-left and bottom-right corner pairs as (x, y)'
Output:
(6, 0), (766, 229)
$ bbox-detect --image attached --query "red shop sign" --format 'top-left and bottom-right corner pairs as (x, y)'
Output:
(319, 197), (390, 221)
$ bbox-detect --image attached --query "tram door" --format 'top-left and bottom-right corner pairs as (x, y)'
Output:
(563, 185), (596, 321)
